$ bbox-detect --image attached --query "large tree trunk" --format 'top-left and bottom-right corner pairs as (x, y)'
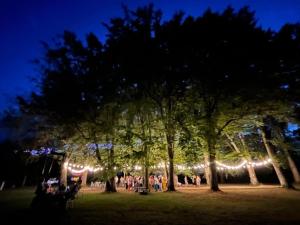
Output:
(239, 134), (259, 185)
(105, 145), (117, 192)
(226, 133), (259, 185)
(204, 152), (211, 185)
(104, 174), (116, 193)
(261, 129), (288, 187)
(205, 116), (220, 192)
(167, 134), (176, 191)
(144, 166), (149, 188)
(207, 153), (219, 191)
(144, 145), (149, 189)
(60, 156), (69, 186)
(283, 148), (300, 183)
(95, 143), (101, 161)
(168, 158), (176, 191)
(81, 170), (88, 186)
(105, 176), (117, 192)
(246, 165), (259, 185)
(164, 161), (169, 179)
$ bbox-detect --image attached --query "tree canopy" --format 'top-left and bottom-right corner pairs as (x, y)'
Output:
(10, 5), (300, 191)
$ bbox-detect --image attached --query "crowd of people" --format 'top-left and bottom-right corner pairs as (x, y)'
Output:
(148, 175), (168, 191)
(189, 175), (202, 186)
(108, 174), (203, 191)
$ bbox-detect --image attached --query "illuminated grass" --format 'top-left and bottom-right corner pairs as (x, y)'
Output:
(1, 186), (300, 225)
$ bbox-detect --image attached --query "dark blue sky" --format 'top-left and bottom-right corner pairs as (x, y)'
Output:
(1, 0), (300, 112)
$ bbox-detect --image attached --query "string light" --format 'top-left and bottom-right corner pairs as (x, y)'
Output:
(175, 158), (272, 171)
(157, 163), (164, 168)
(66, 163), (103, 174)
(216, 160), (248, 170)
(68, 166), (86, 174)
(65, 158), (272, 175)
(134, 165), (142, 170)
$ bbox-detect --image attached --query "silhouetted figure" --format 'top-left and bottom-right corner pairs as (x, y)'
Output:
(31, 178), (79, 212)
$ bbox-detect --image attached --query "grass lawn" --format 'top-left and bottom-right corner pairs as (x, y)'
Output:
(1, 185), (300, 225)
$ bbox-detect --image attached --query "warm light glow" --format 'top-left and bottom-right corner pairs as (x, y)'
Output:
(175, 158), (272, 171)
(67, 166), (86, 174)
(66, 158), (272, 175)
(67, 163), (103, 174)
(216, 160), (248, 170)
(134, 165), (142, 170)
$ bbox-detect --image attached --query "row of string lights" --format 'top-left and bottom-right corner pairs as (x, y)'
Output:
(65, 158), (272, 174)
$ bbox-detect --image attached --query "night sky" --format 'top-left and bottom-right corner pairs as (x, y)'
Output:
(1, 0), (300, 112)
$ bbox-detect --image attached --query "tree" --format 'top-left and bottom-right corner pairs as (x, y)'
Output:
(260, 116), (300, 185)
(171, 6), (283, 191)
(15, 4), (300, 193)
(104, 5), (188, 191)
(224, 132), (259, 185)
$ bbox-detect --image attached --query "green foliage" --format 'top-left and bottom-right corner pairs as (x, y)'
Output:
(8, 5), (300, 187)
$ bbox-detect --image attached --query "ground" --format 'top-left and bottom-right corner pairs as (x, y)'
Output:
(0, 185), (300, 225)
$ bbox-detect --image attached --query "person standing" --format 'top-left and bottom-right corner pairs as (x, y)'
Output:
(184, 176), (188, 186)
(128, 176), (133, 191)
(158, 176), (162, 191)
(154, 176), (159, 192)
(196, 175), (201, 186)
(162, 176), (167, 191)
(120, 176), (124, 187)
(174, 174), (179, 187)
(149, 175), (154, 191)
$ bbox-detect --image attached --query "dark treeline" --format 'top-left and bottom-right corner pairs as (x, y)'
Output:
(1, 5), (300, 192)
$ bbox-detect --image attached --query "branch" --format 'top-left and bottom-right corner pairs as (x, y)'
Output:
(73, 122), (90, 141)
(176, 116), (192, 138)
(217, 118), (238, 136)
